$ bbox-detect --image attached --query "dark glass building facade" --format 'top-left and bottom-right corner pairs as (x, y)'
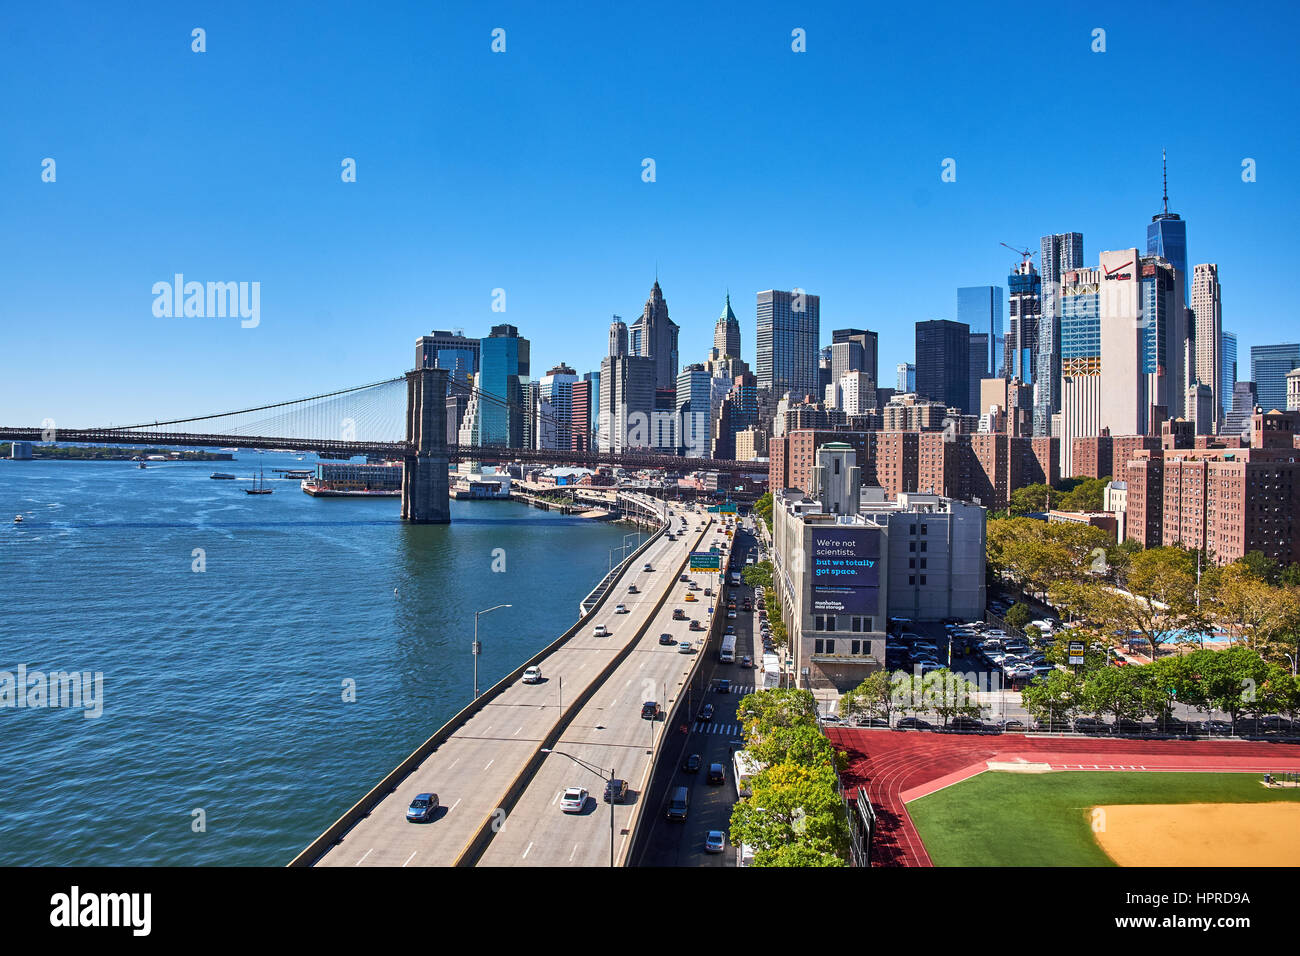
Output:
(915, 319), (971, 413)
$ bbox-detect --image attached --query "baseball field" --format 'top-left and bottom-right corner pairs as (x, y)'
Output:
(907, 771), (1300, 866)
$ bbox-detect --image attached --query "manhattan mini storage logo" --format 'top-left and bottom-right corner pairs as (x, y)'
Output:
(50, 886), (151, 936)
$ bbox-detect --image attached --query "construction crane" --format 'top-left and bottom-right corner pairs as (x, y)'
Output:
(1000, 242), (1035, 267)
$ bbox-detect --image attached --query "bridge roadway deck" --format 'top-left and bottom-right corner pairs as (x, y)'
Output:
(476, 506), (735, 866)
(314, 497), (707, 867)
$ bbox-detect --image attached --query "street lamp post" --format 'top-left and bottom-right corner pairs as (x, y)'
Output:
(542, 748), (617, 867)
(473, 604), (512, 700)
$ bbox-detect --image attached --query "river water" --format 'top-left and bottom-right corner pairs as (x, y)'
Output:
(0, 453), (633, 865)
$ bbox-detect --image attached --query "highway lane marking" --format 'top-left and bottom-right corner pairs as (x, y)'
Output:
(513, 725), (523, 736)
(354, 848), (373, 866)
(402, 851), (417, 867)
(449, 758), (460, 769)
(450, 798), (462, 811)
(522, 842), (534, 859)
(551, 789), (563, 805)
(569, 843), (579, 862)
(484, 759), (494, 770)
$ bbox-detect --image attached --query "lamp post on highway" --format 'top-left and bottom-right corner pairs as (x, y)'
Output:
(541, 748), (617, 867)
(473, 604), (512, 700)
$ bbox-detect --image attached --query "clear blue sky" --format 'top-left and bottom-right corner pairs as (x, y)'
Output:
(4, 0), (1297, 426)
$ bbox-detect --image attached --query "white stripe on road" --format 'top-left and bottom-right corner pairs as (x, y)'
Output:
(513, 725), (523, 736)
(552, 790), (563, 805)
(402, 851), (416, 867)
(569, 844), (579, 862)
(354, 848), (373, 866)
(484, 759), (494, 770)
(522, 842), (534, 859)
(448, 758), (460, 769)
(450, 798), (461, 812)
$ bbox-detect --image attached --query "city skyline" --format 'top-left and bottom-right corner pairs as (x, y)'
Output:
(4, 3), (1298, 426)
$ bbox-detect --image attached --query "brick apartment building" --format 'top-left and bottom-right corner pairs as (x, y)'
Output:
(1121, 410), (1300, 564)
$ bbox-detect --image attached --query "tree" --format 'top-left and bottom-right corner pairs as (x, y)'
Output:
(754, 492), (774, 532)
(728, 761), (847, 860)
(742, 560), (772, 592)
(841, 670), (904, 724)
(1237, 551), (1282, 586)
(1004, 602), (1032, 631)
(737, 687), (818, 742)
(1191, 645), (1270, 732)
(1020, 669), (1084, 725)
(1008, 483), (1051, 515)
(748, 722), (840, 770)
(1206, 565), (1300, 663)
(921, 669), (982, 727)
(754, 841), (848, 867)
(1082, 665), (1149, 727)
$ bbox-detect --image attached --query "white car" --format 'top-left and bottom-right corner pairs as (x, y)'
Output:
(522, 665), (542, 684)
(593, 624), (610, 637)
(560, 787), (588, 813)
(614, 604), (629, 614)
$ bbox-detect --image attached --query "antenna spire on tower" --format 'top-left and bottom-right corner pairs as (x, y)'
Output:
(1162, 148), (1169, 215)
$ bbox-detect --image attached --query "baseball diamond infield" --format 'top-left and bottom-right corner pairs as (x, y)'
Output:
(825, 728), (1300, 867)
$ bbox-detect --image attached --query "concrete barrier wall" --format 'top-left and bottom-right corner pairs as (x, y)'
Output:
(288, 493), (668, 867)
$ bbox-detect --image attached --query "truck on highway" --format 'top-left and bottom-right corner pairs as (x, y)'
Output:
(720, 634), (736, 663)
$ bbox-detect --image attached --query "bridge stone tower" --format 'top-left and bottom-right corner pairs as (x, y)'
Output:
(401, 367), (451, 523)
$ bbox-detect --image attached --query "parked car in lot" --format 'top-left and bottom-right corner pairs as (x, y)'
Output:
(641, 701), (660, 720)
(603, 778), (629, 803)
(1074, 717), (1108, 733)
(897, 717), (932, 730)
(522, 665), (542, 684)
(948, 716), (983, 731)
(853, 715), (890, 728)
(682, 753), (702, 773)
(406, 793), (440, 822)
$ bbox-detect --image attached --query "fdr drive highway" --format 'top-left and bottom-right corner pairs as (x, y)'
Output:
(296, 493), (731, 868)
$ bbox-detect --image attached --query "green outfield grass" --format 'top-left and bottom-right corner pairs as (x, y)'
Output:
(907, 771), (1300, 866)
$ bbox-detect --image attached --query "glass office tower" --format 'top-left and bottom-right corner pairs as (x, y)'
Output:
(1221, 331), (1237, 417)
(756, 289), (821, 399)
(957, 286), (1004, 378)
(1251, 343), (1300, 413)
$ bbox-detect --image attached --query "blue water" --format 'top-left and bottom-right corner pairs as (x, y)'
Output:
(0, 454), (631, 865)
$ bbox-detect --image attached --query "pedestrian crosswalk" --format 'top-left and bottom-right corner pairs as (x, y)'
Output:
(691, 721), (743, 735)
(712, 684), (757, 695)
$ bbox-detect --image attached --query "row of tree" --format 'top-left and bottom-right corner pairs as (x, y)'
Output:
(1020, 646), (1300, 729)
(741, 560), (789, 649)
(729, 689), (850, 866)
(840, 669), (981, 727)
(987, 517), (1300, 670)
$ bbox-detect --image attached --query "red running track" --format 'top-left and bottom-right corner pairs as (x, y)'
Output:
(825, 729), (1300, 868)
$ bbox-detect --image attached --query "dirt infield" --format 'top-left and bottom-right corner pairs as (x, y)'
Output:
(1093, 802), (1300, 867)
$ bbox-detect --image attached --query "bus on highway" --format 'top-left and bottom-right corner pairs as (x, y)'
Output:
(720, 634), (736, 663)
(732, 749), (764, 799)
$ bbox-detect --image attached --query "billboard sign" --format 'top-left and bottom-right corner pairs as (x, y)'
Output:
(1068, 641), (1086, 666)
(809, 528), (881, 616)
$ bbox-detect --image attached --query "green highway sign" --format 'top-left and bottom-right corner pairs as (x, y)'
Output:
(690, 552), (721, 572)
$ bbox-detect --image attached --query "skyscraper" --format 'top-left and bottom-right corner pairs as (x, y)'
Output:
(599, 353), (656, 453)
(537, 364), (579, 450)
(1221, 331), (1237, 418)
(416, 329), (480, 389)
(1097, 249), (1184, 436)
(1147, 151), (1188, 304)
(1251, 343), (1300, 412)
(830, 329), (878, 391)
(1191, 264), (1222, 428)
(1059, 267), (1102, 476)
(713, 293), (741, 357)
(608, 316), (629, 357)
(756, 289), (821, 399)
(896, 362), (915, 393)
(1006, 260), (1041, 385)
(1225, 380), (1258, 438)
(630, 280), (680, 394)
(968, 332), (989, 416)
(915, 319), (971, 412)
(460, 324), (530, 448)
(1036, 233), (1084, 436)
(957, 286), (1004, 378)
